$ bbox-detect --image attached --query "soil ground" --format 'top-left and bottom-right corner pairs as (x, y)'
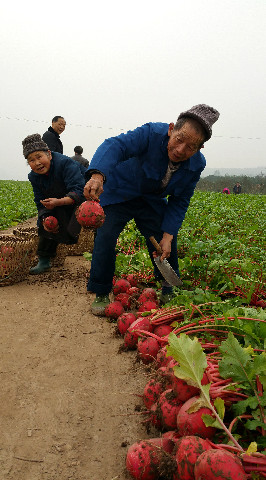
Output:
(0, 218), (156, 480)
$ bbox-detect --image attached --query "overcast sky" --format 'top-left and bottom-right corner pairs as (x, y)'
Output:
(0, 0), (265, 181)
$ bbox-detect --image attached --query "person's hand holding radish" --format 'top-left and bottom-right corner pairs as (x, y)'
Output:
(84, 173), (104, 200)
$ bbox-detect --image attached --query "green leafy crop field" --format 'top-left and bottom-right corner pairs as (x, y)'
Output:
(0, 180), (37, 230)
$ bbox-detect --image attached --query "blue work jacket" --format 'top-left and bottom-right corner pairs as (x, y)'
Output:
(87, 122), (206, 236)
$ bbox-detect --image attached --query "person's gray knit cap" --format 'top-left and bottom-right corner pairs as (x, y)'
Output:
(22, 133), (49, 158)
(178, 104), (220, 141)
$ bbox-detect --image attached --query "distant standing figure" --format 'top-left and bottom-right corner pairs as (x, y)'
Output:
(233, 182), (241, 194)
(223, 188), (230, 194)
(42, 116), (66, 154)
(71, 146), (89, 168)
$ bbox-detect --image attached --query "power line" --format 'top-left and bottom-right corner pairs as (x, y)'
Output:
(0, 115), (262, 140)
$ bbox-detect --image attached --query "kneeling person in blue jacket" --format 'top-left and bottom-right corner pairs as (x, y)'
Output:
(22, 133), (86, 274)
(84, 104), (220, 315)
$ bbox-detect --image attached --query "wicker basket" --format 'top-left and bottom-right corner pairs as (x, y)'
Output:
(0, 234), (39, 286)
(13, 226), (67, 268)
(66, 227), (95, 255)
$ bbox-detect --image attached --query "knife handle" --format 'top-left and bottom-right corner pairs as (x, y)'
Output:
(149, 236), (163, 255)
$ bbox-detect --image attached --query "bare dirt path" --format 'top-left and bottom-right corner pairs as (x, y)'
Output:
(0, 220), (152, 480)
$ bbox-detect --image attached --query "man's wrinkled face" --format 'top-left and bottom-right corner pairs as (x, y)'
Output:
(52, 118), (66, 134)
(27, 151), (52, 174)
(167, 122), (203, 163)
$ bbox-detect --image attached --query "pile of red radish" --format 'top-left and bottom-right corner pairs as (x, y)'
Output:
(122, 334), (264, 478)
(105, 276), (162, 327)
(124, 345), (257, 479)
(126, 435), (248, 479)
(102, 277), (266, 478)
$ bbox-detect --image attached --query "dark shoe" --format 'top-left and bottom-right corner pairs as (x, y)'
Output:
(29, 257), (51, 275)
(91, 295), (110, 316)
(160, 293), (174, 306)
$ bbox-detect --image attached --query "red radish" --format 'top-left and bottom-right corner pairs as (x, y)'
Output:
(156, 346), (174, 368)
(156, 366), (174, 390)
(138, 301), (158, 313)
(117, 313), (136, 335)
(114, 293), (131, 310)
(127, 286), (140, 296)
(138, 292), (157, 304)
(76, 200), (105, 228)
(153, 325), (173, 337)
(165, 359), (179, 376)
(176, 396), (217, 439)
(143, 379), (163, 409)
(124, 317), (152, 349)
(126, 274), (138, 287)
(113, 278), (131, 295)
(169, 370), (209, 403)
(157, 389), (183, 430)
(194, 448), (247, 480)
(126, 439), (166, 480)
(1, 246), (13, 254)
(137, 337), (160, 364)
(148, 437), (174, 454)
(156, 366), (168, 378)
(162, 430), (182, 442)
(142, 288), (157, 300)
(129, 316), (152, 332)
(173, 436), (213, 480)
(104, 301), (124, 319)
(44, 216), (58, 231)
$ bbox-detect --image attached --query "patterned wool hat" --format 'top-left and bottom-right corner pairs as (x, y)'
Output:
(178, 104), (220, 141)
(22, 133), (49, 158)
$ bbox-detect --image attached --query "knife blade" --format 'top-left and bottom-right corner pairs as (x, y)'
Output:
(149, 236), (183, 287)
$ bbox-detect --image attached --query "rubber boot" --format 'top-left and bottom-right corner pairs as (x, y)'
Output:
(91, 294), (110, 316)
(29, 256), (51, 275)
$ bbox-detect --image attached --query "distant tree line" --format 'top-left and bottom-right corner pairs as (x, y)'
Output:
(196, 173), (266, 195)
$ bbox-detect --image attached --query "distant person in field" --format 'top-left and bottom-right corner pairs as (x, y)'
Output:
(42, 116), (66, 154)
(71, 146), (89, 168)
(22, 134), (86, 274)
(233, 182), (242, 194)
(223, 188), (230, 194)
(83, 104), (220, 315)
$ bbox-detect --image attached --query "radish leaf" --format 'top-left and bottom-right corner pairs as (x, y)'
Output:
(167, 332), (207, 390)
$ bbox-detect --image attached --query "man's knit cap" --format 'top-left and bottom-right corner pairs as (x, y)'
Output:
(22, 133), (49, 158)
(178, 104), (220, 141)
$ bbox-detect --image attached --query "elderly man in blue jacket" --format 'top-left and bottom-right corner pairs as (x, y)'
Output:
(84, 104), (220, 315)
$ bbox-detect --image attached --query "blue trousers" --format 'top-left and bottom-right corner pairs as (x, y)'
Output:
(87, 197), (179, 295)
